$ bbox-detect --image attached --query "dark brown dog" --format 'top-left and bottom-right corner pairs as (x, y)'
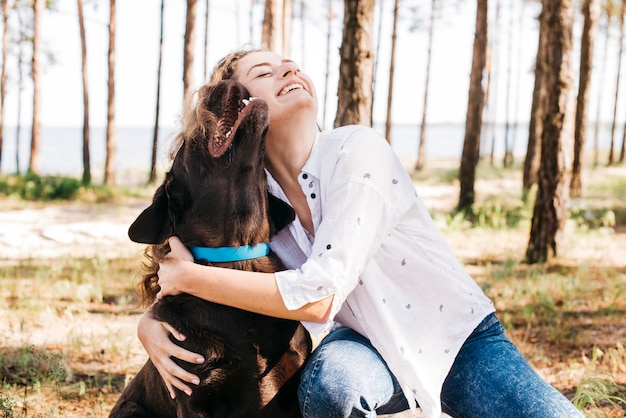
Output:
(109, 80), (311, 418)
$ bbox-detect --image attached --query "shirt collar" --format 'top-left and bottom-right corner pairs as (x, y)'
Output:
(301, 131), (321, 180)
(266, 131), (321, 197)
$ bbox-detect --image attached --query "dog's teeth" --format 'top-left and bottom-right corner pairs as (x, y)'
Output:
(242, 99), (250, 106)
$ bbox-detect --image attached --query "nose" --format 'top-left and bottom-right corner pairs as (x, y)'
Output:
(280, 62), (299, 78)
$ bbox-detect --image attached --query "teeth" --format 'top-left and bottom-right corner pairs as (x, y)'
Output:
(280, 84), (302, 96)
(241, 97), (257, 107)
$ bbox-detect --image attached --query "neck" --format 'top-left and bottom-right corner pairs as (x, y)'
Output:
(265, 120), (318, 184)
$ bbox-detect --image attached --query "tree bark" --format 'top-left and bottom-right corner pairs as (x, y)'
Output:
(183, 0), (197, 102)
(571, 0), (600, 197)
(526, 0), (575, 264)
(77, 0), (91, 184)
(608, 0), (625, 165)
(0, 0), (7, 171)
(262, 0), (292, 56)
(457, 0), (488, 211)
(104, 0), (116, 185)
(523, 7), (547, 192)
(29, 0), (44, 175)
(334, 0), (375, 127)
(416, 0), (436, 171)
(384, 0), (400, 143)
(150, 0), (165, 184)
(322, 0), (334, 129)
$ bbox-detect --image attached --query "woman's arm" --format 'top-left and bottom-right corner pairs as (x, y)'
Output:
(157, 236), (333, 323)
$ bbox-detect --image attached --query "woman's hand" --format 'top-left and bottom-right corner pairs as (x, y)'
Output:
(157, 236), (195, 299)
(137, 311), (205, 398)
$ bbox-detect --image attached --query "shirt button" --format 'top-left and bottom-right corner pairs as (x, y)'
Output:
(302, 173), (308, 179)
(310, 193), (316, 199)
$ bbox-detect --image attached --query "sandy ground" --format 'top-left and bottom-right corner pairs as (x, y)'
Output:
(1, 178), (624, 418)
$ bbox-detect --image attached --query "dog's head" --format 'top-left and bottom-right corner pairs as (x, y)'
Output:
(128, 80), (294, 247)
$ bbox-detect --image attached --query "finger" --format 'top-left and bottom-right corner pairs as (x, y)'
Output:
(161, 322), (186, 342)
(167, 236), (194, 261)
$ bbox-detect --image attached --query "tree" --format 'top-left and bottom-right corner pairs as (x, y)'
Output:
(384, 0), (400, 143)
(486, 0), (501, 166)
(29, 0), (44, 175)
(608, 0), (625, 165)
(523, 6), (548, 193)
(416, 0), (436, 171)
(526, 0), (575, 264)
(502, 0), (515, 167)
(0, 0), (7, 172)
(617, 0), (626, 164)
(334, 0), (375, 127)
(262, 0), (292, 56)
(457, 0), (488, 212)
(150, 0), (165, 184)
(571, 0), (601, 197)
(104, 0), (116, 185)
(321, 0), (334, 129)
(592, 3), (612, 168)
(77, 0), (91, 184)
(203, 0), (210, 80)
(183, 0), (197, 102)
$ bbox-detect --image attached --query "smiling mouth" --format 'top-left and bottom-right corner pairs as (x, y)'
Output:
(279, 83), (304, 96)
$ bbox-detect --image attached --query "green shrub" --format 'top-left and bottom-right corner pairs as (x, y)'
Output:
(0, 174), (82, 200)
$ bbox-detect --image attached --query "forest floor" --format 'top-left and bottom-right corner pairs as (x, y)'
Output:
(0, 162), (625, 417)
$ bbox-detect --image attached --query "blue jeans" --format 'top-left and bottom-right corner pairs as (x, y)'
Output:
(298, 313), (584, 417)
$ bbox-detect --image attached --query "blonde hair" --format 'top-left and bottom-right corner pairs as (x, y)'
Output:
(209, 47), (265, 83)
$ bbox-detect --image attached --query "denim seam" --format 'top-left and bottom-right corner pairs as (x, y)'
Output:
(301, 343), (328, 417)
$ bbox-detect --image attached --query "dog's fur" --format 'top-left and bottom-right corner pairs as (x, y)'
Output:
(109, 80), (311, 418)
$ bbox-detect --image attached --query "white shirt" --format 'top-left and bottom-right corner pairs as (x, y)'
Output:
(268, 125), (495, 418)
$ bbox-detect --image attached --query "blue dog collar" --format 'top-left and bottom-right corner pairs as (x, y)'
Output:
(189, 243), (270, 263)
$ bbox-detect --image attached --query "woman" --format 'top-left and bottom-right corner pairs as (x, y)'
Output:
(138, 48), (583, 418)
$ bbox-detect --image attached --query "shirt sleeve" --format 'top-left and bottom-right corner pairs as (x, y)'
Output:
(275, 127), (416, 332)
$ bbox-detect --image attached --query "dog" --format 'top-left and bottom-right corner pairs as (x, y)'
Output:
(109, 80), (311, 418)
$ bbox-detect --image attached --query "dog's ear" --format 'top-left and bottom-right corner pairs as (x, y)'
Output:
(268, 193), (295, 233)
(128, 183), (173, 244)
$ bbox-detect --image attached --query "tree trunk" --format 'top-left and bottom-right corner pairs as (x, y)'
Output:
(458, 0), (488, 212)
(371, 0), (384, 122)
(334, 0), (375, 127)
(184, 0), (197, 102)
(608, 0), (624, 165)
(262, 0), (292, 56)
(29, 0), (44, 175)
(502, 0), (515, 167)
(487, 0), (501, 166)
(571, 0), (600, 197)
(416, 0), (436, 171)
(384, 0), (400, 143)
(523, 7), (547, 192)
(150, 0), (165, 184)
(77, 0), (91, 184)
(0, 0), (7, 171)
(104, 0), (116, 185)
(592, 16), (610, 168)
(203, 0), (210, 81)
(617, 0), (626, 164)
(526, 0), (575, 264)
(322, 0), (333, 130)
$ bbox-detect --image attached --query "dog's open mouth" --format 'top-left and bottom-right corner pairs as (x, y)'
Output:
(209, 83), (268, 158)
(215, 97), (257, 144)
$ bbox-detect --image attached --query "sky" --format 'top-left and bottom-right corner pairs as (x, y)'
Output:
(1, 0), (622, 131)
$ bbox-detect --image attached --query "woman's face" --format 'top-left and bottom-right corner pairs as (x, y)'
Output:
(232, 51), (318, 124)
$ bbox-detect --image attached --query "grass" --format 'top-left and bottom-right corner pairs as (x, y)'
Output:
(0, 161), (625, 417)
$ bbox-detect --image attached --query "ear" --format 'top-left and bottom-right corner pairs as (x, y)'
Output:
(128, 184), (173, 244)
(268, 193), (295, 233)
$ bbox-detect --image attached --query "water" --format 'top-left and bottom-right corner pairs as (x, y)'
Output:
(0, 123), (617, 182)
